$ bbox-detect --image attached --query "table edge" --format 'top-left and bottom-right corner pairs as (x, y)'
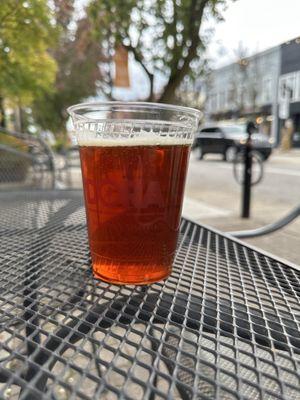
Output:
(183, 216), (300, 273)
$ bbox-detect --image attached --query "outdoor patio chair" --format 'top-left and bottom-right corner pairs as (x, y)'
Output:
(0, 128), (56, 190)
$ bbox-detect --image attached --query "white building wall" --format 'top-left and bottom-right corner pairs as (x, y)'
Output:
(204, 46), (280, 140)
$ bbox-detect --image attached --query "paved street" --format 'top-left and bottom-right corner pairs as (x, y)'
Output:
(184, 149), (300, 266)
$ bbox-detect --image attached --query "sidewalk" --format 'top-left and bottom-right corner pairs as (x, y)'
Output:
(183, 196), (300, 266)
(183, 150), (300, 266)
(269, 148), (300, 164)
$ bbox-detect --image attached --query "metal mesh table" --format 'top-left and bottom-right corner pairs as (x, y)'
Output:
(0, 190), (299, 400)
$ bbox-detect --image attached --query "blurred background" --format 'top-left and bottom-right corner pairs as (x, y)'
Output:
(0, 0), (299, 264)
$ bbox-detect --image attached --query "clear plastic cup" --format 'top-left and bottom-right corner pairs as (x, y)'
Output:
(68, 102), (201, 285)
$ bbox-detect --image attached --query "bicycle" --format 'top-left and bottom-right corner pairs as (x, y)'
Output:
(233, 148), (264, 186)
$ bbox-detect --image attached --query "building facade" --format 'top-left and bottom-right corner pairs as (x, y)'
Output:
(279, 39), (300, 144)
(205, 45), (281, 142)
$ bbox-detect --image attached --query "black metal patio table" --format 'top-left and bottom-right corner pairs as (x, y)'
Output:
(0, 190), (299, 400)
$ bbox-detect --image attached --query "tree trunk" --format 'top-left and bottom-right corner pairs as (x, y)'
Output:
(0, 97), (6, 128)
(158, 44), (197, 104)
(158, 75), (180, 103)
(15, 106), (22, 132)
(19, 107), (25, 132)
(147, 74), (154, 101)
(158, 0), (208, 103)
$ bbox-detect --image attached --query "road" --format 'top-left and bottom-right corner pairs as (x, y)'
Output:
(183, 150), (300, 266)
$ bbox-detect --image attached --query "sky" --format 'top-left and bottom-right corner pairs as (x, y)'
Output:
(207, 0), (300, 67)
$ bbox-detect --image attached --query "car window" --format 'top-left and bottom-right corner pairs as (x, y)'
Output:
(221, 125), (253, 134)
(200, 127), (218, 133)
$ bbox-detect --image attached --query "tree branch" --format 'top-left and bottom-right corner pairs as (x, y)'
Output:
(123, 43), (151, 78)
(168, 0), (197, 72)
(159, 0), (209, 103)
(123, 43), (154, 100)
(97, 81), (114, 100)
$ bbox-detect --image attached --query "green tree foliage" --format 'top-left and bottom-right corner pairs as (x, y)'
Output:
(32, 0), (103, 135)
(0, 0), (57, 104)
(88, 0), (233, 103)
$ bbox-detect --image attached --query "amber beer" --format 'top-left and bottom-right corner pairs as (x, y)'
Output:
(79, 142), (190, 284)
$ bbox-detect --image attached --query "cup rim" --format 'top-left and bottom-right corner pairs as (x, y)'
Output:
(67, 101), (202, 122)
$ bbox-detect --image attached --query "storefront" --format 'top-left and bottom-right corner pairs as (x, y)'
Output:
(279, 38), (300, 147)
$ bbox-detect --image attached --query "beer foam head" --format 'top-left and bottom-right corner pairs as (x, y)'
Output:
(75, 131), (193, 147)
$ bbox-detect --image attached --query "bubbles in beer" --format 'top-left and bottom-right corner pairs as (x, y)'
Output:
(79, 143), (190, 284)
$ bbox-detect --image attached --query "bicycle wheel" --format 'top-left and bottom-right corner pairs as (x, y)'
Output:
(233, 150), (264, 186)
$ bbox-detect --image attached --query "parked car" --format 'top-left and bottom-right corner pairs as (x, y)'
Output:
(193, 124), (274, 161)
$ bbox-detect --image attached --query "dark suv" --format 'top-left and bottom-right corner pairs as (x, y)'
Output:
(193, 124), (273, 161)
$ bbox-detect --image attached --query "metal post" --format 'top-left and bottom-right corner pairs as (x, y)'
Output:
(242, 122), (254, 218)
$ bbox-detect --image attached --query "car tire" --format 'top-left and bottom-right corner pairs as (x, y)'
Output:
(225, 146), (237, 162)
(198, 146), (204, 160)
(261, 153), (270, 161)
